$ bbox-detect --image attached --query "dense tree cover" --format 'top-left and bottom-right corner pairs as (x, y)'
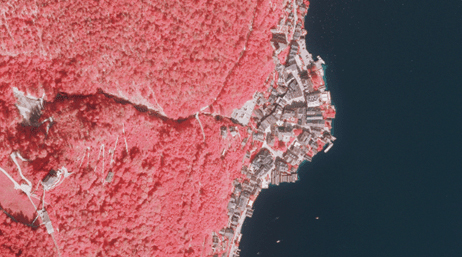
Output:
(0, 0), (334, 256)
(0, 0), (283, 119)
(0, 93), (250, 256)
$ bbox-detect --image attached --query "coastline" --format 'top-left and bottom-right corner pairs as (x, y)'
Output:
(0, 0), (335, 255)
(214, 0), (337, 256)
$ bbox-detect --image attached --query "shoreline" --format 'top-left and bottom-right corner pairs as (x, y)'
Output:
(213, 1), (337, 256)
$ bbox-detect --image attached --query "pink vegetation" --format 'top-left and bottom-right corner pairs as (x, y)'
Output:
(0, 93), (252, 256)
(323, 106), (337, 119)
(317, 138), (326, 152)
(0, 0), (283, 119)
(309, 66), (324, 91)
(0, 0), (288, 256)
(272, 137), (288, 152)
(293, 129), (303, 137)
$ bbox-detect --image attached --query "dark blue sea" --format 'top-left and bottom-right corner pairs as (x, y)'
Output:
(239, 1), (462, 256)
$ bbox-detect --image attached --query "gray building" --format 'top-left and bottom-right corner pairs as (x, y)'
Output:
(41, 169), (60, 191)
(220, 126), (228, 138)
(266, 132), (275, 146)
(105, 171), (114, 183)
(283, 150), (299, 165)
(250, 149), (274, 176)
(298, 129), (311, 145)
(275, 158), (289, 173)
(259, 114), (277, 131)
(37, 209), (54, 234)
(13, 87), (44, 126)
(252, 131), (265, 142)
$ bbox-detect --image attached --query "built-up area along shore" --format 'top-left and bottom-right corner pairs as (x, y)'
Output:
(213, 0), (336, 256)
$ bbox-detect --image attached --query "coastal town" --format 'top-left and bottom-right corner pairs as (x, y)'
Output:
(0, 0), (335, 256)
(213, 0), (336, 256)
